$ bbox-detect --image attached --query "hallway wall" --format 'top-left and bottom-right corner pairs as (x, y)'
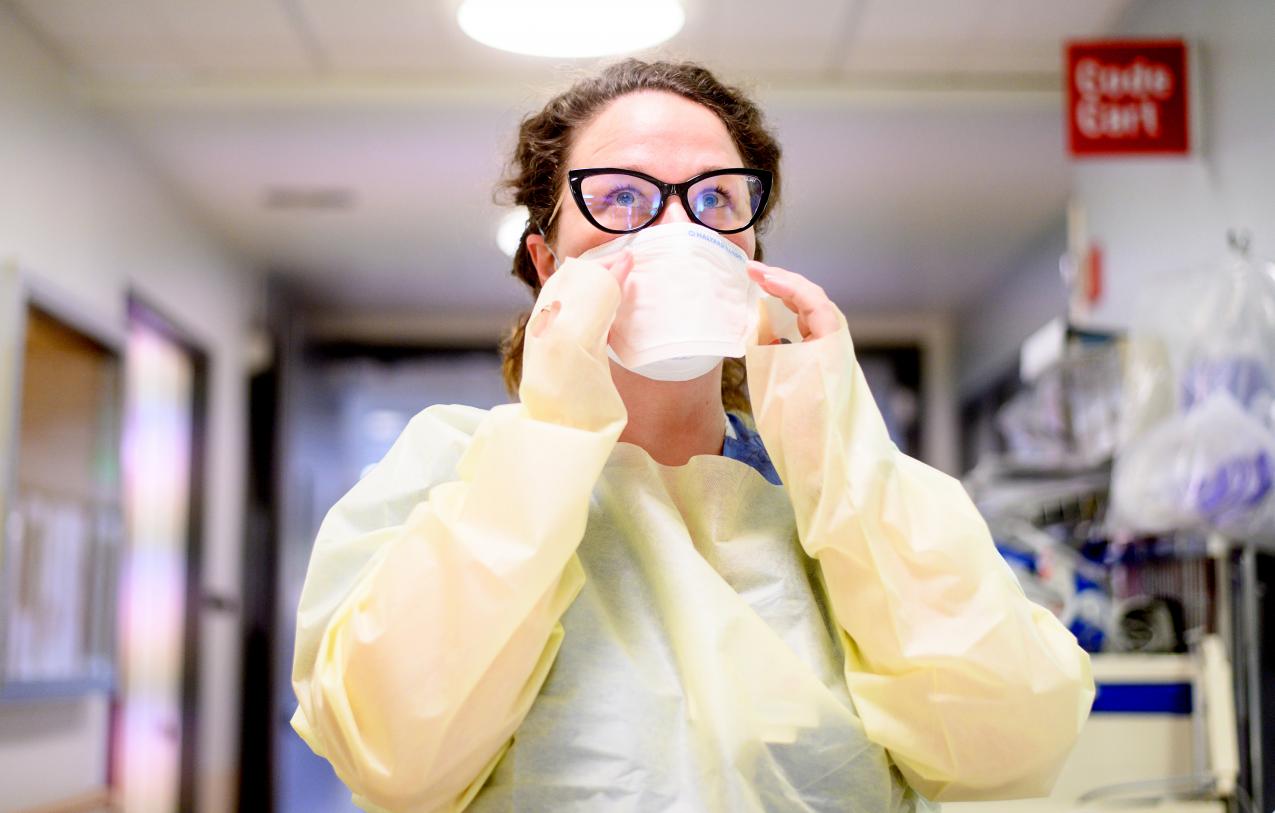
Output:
(0, 7), (259, 812)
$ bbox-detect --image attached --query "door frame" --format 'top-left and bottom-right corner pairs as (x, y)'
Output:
(124, 293), (210, 813)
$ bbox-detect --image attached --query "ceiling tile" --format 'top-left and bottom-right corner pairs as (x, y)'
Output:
(961, 0), (1134, 74)
(674, 0), (855, 79)
(300, 0), (855, 84)
(852, 0), (992, 41)
(837, 0), (1130, 78)
(149, 0), (314, 76)
(842, 0), (998, 76)
(976, 0), (1132, 41)
(295, 0), (441, 73)
(13, 0), (187, 79)
(299, 0), (607, 84)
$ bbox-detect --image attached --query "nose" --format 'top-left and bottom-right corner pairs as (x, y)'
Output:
(653, 193), (693, 226)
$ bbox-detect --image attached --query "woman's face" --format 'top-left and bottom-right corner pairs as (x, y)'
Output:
(527, 91), (756, 285)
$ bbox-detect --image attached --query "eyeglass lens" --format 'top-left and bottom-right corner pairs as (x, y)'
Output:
(578, 172), (764, 233)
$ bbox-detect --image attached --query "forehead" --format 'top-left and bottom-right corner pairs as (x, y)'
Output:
(568, 91), (743, 179)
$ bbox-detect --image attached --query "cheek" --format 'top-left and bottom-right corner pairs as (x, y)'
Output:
(573, 235), (616, 259)
(557, 216), (614, 260)
(729, 230), (757, 261)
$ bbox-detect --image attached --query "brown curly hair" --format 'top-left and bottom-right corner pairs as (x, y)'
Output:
(496, 58), (783, 413)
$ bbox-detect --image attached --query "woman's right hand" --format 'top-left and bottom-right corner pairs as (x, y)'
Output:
(519, 250), (633, 431)
(527, 251), (633, 345)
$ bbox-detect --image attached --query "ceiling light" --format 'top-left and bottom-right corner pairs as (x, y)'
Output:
(497, 206), (530, 257)
(457, 0), (685, 59)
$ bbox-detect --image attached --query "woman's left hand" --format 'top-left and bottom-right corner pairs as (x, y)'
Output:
(746, 261), (843, 342)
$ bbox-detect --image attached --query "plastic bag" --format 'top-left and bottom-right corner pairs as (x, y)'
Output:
(1112, 251), (1275, 546)
(1112, 394), (1275, 543)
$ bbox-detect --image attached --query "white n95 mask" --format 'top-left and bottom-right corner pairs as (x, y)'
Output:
(575, 223), (760, 382)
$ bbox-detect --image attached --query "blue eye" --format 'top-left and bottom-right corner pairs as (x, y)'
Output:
(694, 186), (731, 212)
(603, 185), (653, 211)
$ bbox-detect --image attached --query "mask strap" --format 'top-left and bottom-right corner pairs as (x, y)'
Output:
(536, 194), (566, 271)
(536, 223), (561, 271)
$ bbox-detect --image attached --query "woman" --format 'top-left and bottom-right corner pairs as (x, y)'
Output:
(291, 60), (1093, 813)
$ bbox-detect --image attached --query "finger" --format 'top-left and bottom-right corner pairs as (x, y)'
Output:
(607, 250), (634, 288)
(748, 261), (811, 312)
(596, 247), (629, 270)
(807, 308), (840, 339)
(747, 261), (840, 339)
(747, 266), (802, 319)
(747, 261), (799, 298)
(746, 261), (777, 288)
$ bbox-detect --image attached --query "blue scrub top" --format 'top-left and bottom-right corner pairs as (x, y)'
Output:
(722, 412), (782, 486)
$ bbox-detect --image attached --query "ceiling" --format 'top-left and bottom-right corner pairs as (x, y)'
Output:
(8, 0), (1134, 336)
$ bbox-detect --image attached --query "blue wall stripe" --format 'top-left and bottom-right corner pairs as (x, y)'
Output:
(1092, 682), (1193, 715)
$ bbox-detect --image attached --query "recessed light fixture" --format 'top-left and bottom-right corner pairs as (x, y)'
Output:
(497, 206), (530, 257)
(457, 0), (685, 59)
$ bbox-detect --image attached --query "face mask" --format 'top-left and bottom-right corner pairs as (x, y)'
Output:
(570, 223), (759, 382)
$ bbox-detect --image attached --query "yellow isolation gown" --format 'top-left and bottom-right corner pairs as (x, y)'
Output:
(290, 257), (1094, 812)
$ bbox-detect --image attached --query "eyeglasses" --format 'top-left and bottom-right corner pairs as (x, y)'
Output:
(559, 167), (772, 235)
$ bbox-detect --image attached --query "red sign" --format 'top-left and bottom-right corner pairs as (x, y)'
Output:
(1066, 40), (1190, 157)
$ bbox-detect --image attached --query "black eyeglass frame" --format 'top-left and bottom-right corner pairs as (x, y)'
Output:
(565, 166), (773, 235)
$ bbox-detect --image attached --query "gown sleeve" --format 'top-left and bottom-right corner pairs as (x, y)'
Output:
(290, 257), (628, 813)
(745, 316), (1095, 802)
